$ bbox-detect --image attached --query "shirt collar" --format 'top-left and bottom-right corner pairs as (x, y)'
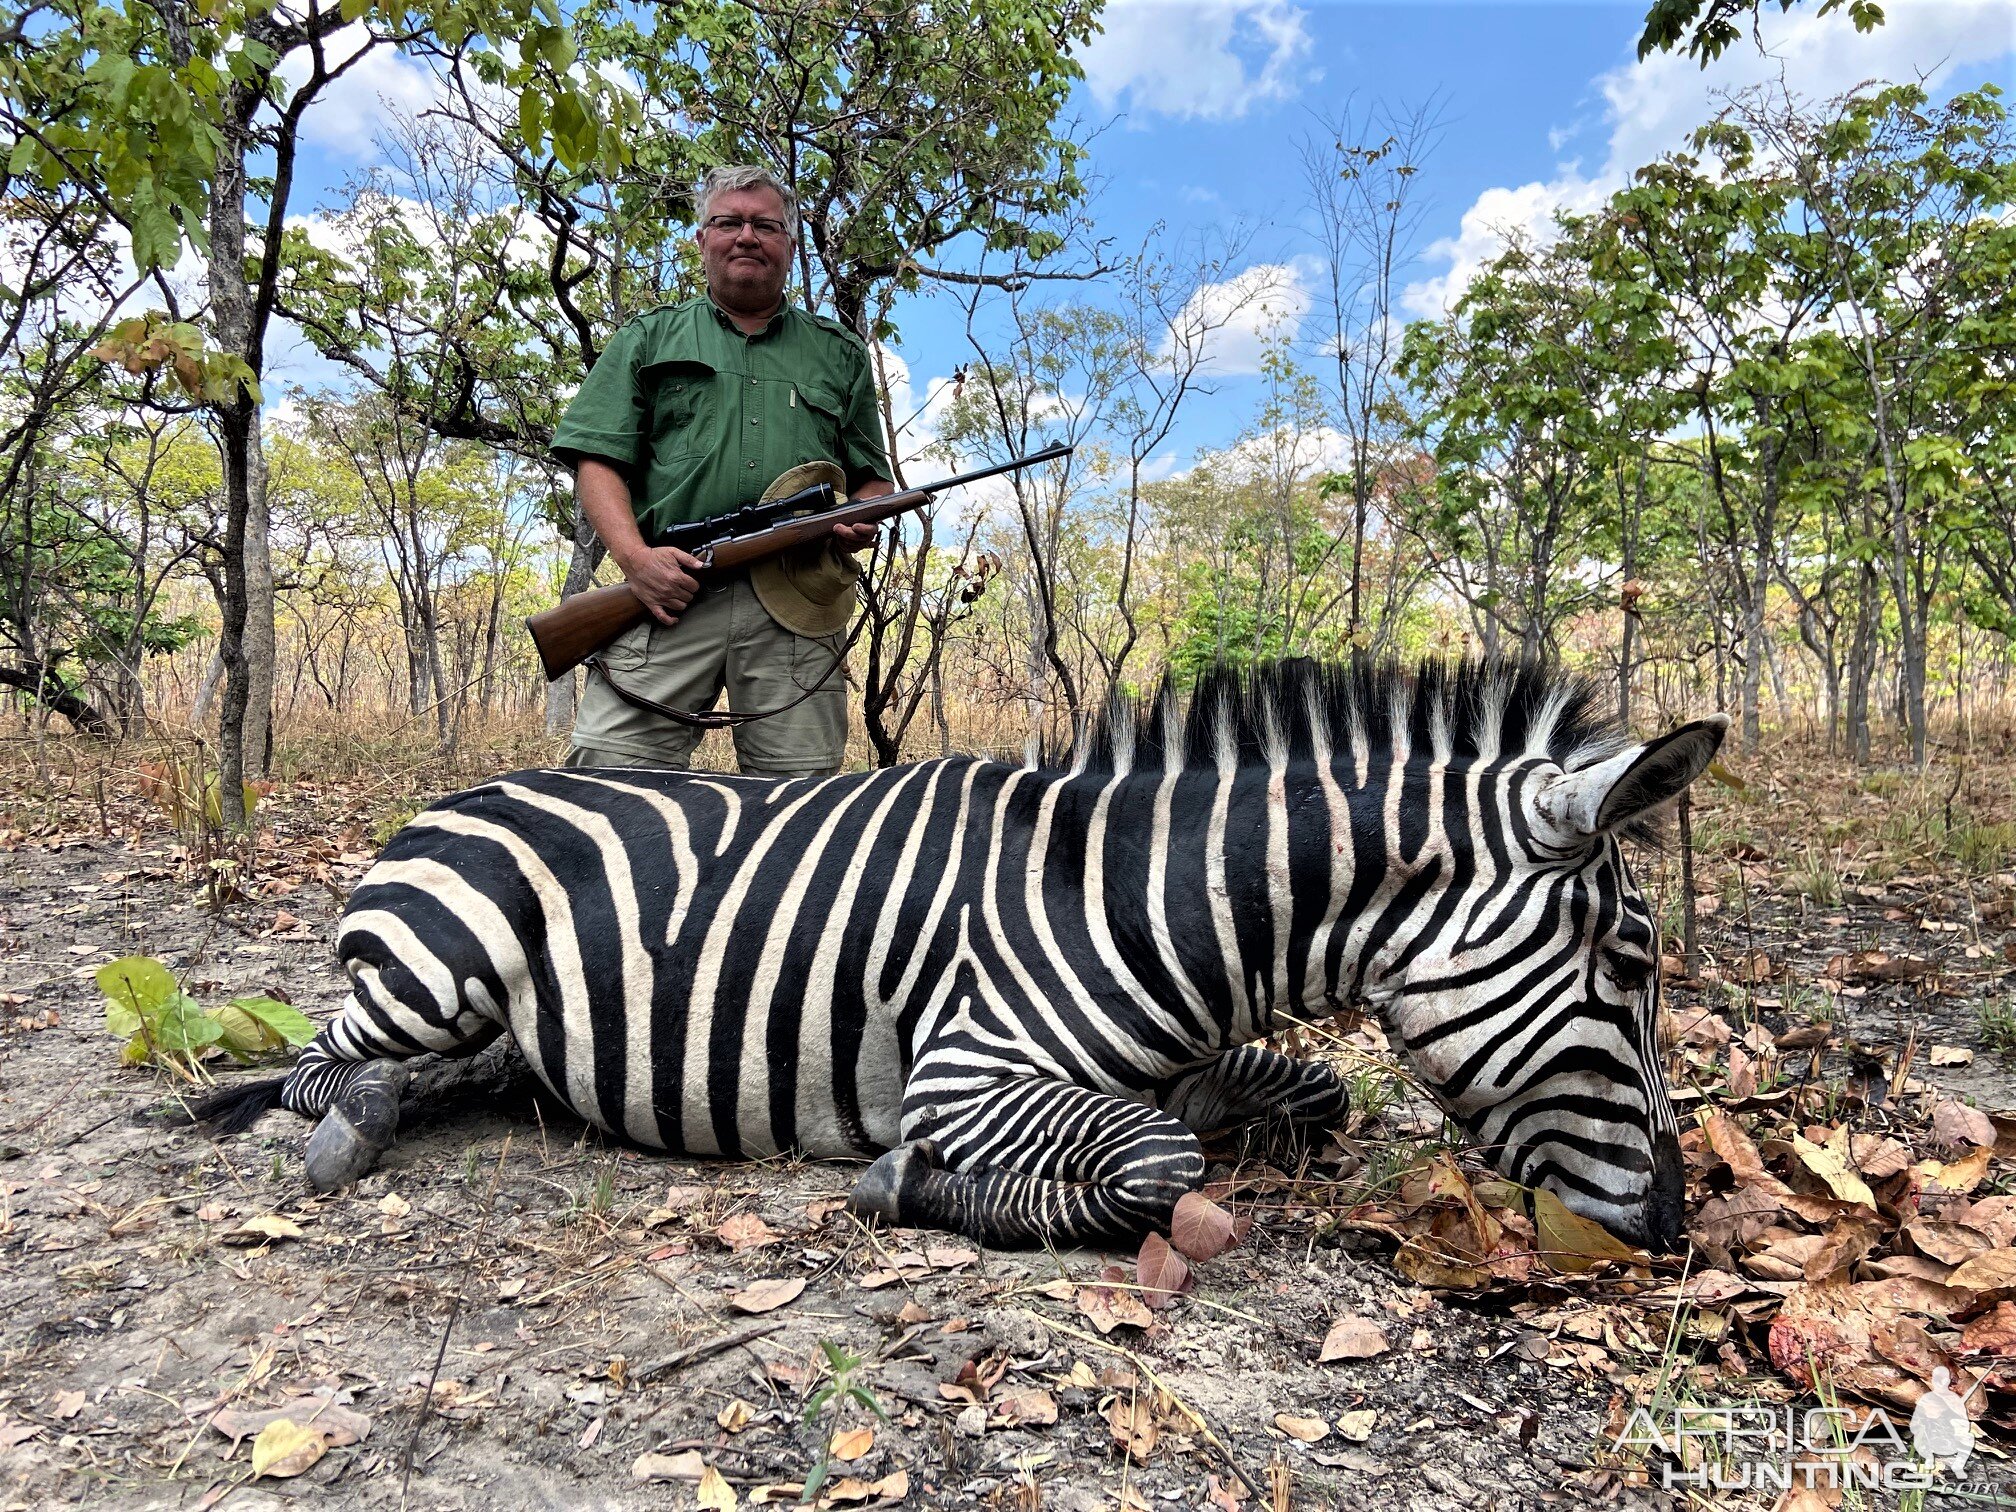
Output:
(707, 294), (789, 339)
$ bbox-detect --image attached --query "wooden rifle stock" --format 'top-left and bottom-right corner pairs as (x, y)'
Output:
(526, 583), (653, 682)
(525, 488), (931, 681)
(525, 441), (1072, 682)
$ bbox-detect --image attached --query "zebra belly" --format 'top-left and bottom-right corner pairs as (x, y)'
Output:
(342, 770), (915, 1164)
(489, 974), (907, 1162)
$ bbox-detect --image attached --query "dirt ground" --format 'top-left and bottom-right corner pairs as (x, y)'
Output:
(1, 735), (2013, 1511)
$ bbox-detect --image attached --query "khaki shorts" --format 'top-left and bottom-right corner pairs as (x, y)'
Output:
(567, 573), (848, 776)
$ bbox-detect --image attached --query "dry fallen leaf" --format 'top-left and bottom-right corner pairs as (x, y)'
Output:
(1135, 1232), (1191, 1309)
(1933, 1099), (1997, 1151)
(1170, 1191), (1238, 1261)
(1929, 1045), (1975, 1067)
(990, 1388), (1058, 1427)
(633, 1449), (707, 1482)
(1105, 1395), (1158, 1461)
(716, 1213), (779, 1251)
(1077, 1278), (1153, 1334)
(1533, 1189), (1642, 1274)
(225, 1214), (305, 1245)
(1335, 1409), (1377, 1442)
(728, 1277), (806, 1314)
(1275, 1414), (1329, 1442)
(830, 1426), (875, 1461)
(696, 1465), (739, 1510)
(377, 1192), (411, 1218)
(1791, 1130), (1876, 1209)
(249, 1419), (328, 1480)
(50, 1390), (85, 1421)
(211, 1397), (371, 1449)
(717, 1399), (756, 1433)
(1318, 1315), (1390, 1362)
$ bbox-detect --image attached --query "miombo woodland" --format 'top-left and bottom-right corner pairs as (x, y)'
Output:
(3, 77), (2014, 773)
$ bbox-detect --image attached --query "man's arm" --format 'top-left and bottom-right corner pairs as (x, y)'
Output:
(577, 458), (700, 627)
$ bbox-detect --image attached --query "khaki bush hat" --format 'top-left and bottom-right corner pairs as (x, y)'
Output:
(749, 459), (863, 639)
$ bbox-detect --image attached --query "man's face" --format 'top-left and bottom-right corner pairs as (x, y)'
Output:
(699, 185), (792, 314)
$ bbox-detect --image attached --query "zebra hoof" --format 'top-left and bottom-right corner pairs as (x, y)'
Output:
(304, 1062), (407, 1193)
(847, 1140), (941, 1222)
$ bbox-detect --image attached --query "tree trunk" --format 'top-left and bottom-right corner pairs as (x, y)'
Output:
(1847, 558), (1878, 765)
(208, 118), (275, 817)
(191, 649), (224, 729)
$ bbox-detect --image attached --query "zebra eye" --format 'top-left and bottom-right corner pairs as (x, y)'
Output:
(1602, 949), (1655, 991)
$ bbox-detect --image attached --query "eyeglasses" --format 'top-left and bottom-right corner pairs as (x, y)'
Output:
(701, 215), (791, 239)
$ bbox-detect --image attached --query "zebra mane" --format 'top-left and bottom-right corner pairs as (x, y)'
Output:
(1050, 658), (1630, 778)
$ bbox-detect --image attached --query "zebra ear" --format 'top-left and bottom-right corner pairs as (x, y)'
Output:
(1535, 715), (1731, 841)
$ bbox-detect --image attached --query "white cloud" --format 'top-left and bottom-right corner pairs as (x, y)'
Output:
(1077, 0), (1312, 122)
(1405, 0), (2016, 316)
(278, 27), (447, 160)
(1403, 175), (1614, 319)
(1165, 260), (1311, 374)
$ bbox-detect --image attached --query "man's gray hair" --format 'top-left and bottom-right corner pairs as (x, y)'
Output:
(696, 165), (799, 237)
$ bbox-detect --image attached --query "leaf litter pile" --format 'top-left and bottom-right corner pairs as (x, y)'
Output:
(1, 743), (2015, 1506)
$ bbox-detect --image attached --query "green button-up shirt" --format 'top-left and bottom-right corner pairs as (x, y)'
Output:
(550, 295), (892, 543)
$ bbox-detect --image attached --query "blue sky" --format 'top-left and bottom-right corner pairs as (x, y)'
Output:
(267, 0), (2016, 473)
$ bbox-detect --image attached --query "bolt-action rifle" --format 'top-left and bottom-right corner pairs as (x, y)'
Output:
(526, 443), (1070, 682)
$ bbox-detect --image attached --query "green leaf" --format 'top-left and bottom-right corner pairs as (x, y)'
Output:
(98, 956), (179, 1034)
(537, 25), (577, 70)
(517, 87), (546, 149)
(222, 996), (315, 1051)
(153, 995), (224, 1055)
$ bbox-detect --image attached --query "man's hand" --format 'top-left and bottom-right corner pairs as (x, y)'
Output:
(575, 459), (699, 625)
(622, 545), (703, 626)
(832, 478), (895, 553)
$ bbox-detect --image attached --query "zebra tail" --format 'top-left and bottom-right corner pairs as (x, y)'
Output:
(184, 1078), (289, 1134)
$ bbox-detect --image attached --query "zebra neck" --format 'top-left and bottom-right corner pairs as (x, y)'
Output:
(1073, 754), (1436, 1056)
(1056, 753), (1387, 1056)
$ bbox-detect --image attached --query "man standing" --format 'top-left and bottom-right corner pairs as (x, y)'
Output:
(550, 165), (894, 776)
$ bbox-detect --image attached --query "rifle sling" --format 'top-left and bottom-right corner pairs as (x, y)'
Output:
(583, 608), (869, 730)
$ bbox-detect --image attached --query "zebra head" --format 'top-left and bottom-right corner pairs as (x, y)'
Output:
(1370, 711), (1729, 1253)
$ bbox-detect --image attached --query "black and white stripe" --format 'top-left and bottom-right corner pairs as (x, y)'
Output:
(211, 660), (1724, 1250)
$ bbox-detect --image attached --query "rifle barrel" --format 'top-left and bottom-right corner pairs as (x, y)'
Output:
(905, 441), (1071, 498)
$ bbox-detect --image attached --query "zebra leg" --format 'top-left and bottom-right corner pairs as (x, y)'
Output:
(847, 1079), (1204, 1249)
(1155, 1046), (1350, 1137)
(282, 996), (504, 1192)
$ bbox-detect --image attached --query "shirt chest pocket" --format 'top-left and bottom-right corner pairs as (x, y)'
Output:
(787, 379), (848, 459)
(641, 359), (718, 454)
